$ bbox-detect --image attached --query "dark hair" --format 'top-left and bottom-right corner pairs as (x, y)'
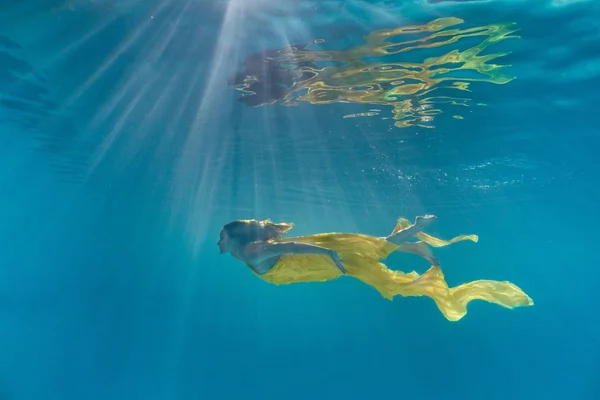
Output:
(222, 219), (294, 245)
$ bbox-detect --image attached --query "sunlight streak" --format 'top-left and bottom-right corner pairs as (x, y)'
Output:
(54, 17), (117, 64)
(173, 0), (249, 252)
(86, 3), (183, 130)
(84, 1), (192, 175)
(61, 1), (170, 111)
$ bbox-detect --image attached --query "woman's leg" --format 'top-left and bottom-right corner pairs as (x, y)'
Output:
(383, 215), (440, 265)
(386, 215), (479, 265)
(396, 242), (439, 266)
(384, 215), (437, 245)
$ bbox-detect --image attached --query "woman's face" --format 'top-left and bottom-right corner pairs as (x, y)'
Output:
(217, 229), (234, 254)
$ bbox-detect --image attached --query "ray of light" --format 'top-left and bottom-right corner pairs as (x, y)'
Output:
(0, 13), (119, 100)
(162, 44), (212, 235)
(156, 28), (220, 237)
(59, 0), (171, 112)
(173, 0), (250, 252)
(83, 1), (192, 176)
(85, 3), (182, 131)
(52, 16), (118, 65)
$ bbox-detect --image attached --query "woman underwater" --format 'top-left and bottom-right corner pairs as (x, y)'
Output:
(217, 215), (533, 321)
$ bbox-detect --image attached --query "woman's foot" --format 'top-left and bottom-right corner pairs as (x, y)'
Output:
(415, 214), (437, 229)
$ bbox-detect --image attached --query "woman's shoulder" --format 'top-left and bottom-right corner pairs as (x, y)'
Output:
(239, 240), (280, 259)
(239, 241), (265, 255)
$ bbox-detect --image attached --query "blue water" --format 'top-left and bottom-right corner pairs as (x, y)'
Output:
(1, 0), (599, 399)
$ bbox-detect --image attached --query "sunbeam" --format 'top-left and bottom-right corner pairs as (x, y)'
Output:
(52, 16), (117, 65)
(173, 0), (251, 252)
(60, 1), (170, 111)
(84, 1), (193, 176)
(85, 3), (183, 131)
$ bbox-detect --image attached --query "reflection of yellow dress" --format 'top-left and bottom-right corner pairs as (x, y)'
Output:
(255, 218), (533, 321)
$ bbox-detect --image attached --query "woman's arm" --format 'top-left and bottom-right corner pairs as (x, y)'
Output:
(252, 242), (347, 274)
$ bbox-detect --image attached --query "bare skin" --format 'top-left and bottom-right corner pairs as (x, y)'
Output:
(218, 215), (438, 276)
(392, 215), (440, 267)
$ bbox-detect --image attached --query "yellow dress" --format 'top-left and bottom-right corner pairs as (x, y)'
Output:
(255, 218), (533, 321)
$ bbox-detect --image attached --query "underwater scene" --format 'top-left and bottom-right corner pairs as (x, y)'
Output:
(1, 0), (599, 399)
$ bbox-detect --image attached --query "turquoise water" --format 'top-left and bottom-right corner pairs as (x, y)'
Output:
(1, 0), (599, 399)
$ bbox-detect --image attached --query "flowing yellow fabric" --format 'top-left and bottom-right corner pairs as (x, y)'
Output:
(255, 219), (533, 321)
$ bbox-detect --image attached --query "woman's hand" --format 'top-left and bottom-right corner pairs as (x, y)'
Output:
(329, 250), (347, 274)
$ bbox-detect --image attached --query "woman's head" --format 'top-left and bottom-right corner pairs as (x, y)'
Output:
(218, 219), (294, 253)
